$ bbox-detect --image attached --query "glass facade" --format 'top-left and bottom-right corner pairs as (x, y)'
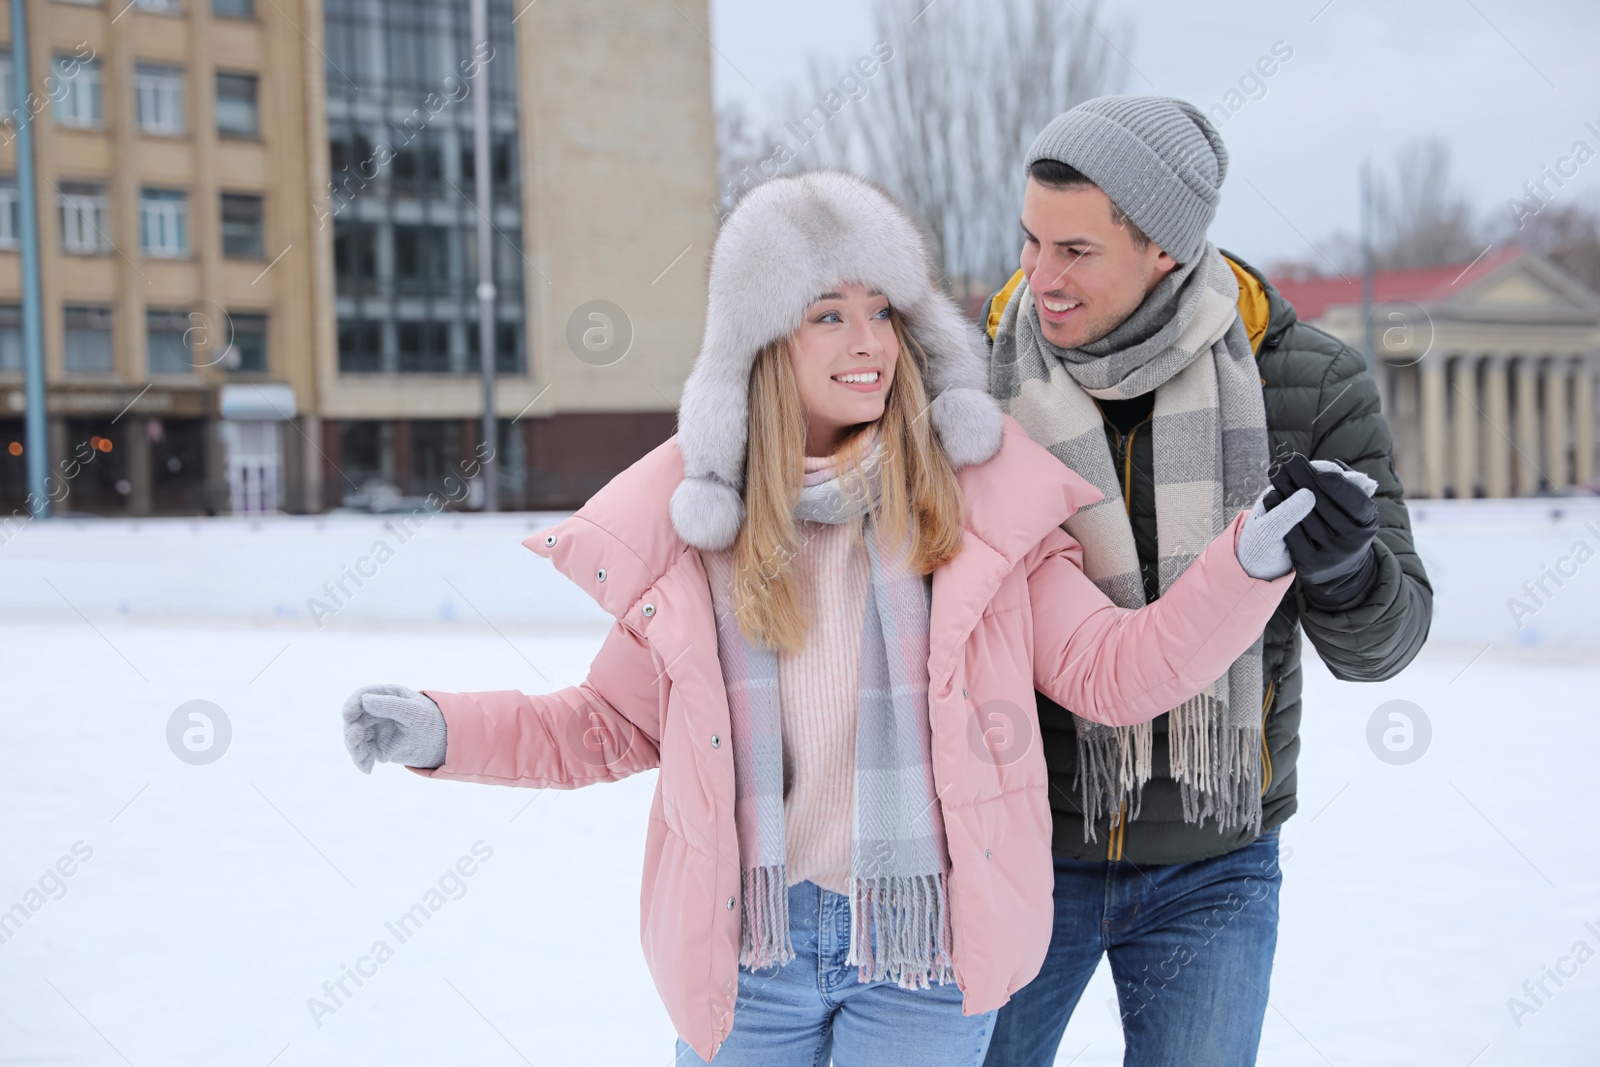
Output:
(323, 0), (524, 378)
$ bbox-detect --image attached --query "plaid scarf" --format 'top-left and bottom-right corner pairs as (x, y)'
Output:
(989, 244), (1271, 837)
(702, 439), (954, 988)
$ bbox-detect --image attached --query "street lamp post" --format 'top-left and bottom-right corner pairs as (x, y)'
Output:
(472, 0), (498, 511)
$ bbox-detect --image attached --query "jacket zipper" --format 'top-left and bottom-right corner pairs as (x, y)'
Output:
(1259, 677), (1278, 796)
(1105, 415), (1148, 862)
(1115, 425), (1140, 512)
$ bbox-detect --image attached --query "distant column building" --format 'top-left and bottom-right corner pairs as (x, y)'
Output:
(0, 0), (320, 516)
(305, 0), (715, 510)
(1273, 249), (1600, 499)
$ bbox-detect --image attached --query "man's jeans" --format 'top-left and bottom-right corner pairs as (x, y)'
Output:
(983, 828), (1283, 1067)
(675, 880), (997, 1066)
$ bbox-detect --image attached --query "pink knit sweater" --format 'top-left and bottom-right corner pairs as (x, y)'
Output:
(776, 452), (871, 893)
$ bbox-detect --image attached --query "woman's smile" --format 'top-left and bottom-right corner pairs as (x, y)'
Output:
(831, 368), (884, 392)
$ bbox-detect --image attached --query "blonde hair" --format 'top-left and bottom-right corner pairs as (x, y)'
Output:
(730, 311), (965, 652)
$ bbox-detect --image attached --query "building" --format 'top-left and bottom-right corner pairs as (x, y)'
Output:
(0, 0), (320, 517)
(303, 0), (715, 511)
(0, 0), (715, 517)
(1274, 248), (1600, 499)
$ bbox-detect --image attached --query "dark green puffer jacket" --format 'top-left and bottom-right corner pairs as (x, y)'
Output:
(980, 252), (1433, 865)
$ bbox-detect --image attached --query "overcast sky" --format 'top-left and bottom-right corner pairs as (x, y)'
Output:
(708, 0), (1600, 271)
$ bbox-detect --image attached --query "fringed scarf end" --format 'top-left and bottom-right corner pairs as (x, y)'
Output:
(738, 865), (795, 971)
(846, 872), (955, 988)
(1074, 724), (1153, 842)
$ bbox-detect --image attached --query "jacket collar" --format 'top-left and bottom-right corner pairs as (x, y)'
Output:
(1220, 249), (1297, 349)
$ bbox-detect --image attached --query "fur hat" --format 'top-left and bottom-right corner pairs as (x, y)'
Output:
(669, 171), (1003, 550)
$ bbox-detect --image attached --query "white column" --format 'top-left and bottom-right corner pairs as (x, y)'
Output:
(1420, 356), (1448, 499)
(1575, 356), (1597, 489)
(1515, 356), (1543, 495)
(1544, 357), (1571, 492)
(1449, 353), (1481, 498)
(1482, 354), (1513, 499)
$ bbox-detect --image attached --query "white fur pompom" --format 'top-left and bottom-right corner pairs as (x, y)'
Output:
(929, 387), (1003, 469)
(669, 475), (746, 551)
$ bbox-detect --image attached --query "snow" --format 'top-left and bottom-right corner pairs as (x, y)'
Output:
(2, 503), (1597, 1065)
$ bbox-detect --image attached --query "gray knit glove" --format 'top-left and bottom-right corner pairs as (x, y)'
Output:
(342, 684), (447, 773)
(1236, 486), (1316, 580)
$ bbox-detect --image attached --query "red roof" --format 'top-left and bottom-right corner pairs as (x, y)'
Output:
(1270, 246), (1521, 322)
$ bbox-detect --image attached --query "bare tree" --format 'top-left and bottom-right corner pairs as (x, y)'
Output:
(714, 99), (777, 217)
(747, 0), (1130, 296)
(1369, 138), (1484, 270)
(1503, 195), (1600, 295)
(1273, 137), (1485, 278)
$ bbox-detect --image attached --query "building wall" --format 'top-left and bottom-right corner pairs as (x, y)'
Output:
(302, 0), (715, 510)
(0, 0), (319, 515)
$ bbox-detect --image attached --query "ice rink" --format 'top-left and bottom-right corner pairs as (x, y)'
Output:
(3, 501), (1597, 1065)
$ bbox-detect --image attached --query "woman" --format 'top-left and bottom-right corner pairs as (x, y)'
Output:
(339, 172), (1311, 1065)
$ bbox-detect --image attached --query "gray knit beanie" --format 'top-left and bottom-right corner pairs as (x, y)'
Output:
(1025, 95), (1228, 264)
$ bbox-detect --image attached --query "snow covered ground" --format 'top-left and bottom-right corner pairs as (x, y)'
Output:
(3, 503), (1597, 1065)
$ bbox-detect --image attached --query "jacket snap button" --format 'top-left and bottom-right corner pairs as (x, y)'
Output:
(962, 688), (969, 699)
(726, 896), (736, 910)
(596, 568), (607, 582)
(984, 849), (992, 860)
(711, 735), (721, 748)
(641, 604), (655, 617)
(543, 534), (556, 547)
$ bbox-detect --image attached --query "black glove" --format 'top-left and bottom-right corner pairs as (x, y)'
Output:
(1265, 454), (1380, 610)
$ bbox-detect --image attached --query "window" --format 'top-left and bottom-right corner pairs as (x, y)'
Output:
(215, 72), (259, 138)
(220, 194), (264, 258)
(135, 64), (185, 135)
(0, 306), (21, 372)
(391, 131), (443, 197)
(213, 0), (255, 17)
(396, 320), (449, 373)
(337, 320), (382, 373)
(64, 306), (114, 373)
(0, 51), (13, 115)
(140, 188), (189, 258)
(494, 227), (523, 291)
(461, 134), (520, 192)
(332, 221), (377, 286)
(147, 308), (195, 374)
(227, 313), (267, 372)
(59, 183), (110, 254)
(134, 0), (184, 13)
(323, 0), (385, 91)
(470, 321), (523, 375)
(339, 421), (388, 490)
(393, 224), (450, 288)
(410, 420), (461, 496)
(52, 55), (103, 128)
(0, 178), (19, 249)
(496, 321), (522, 375)
(385, 18), (448, 92)
(325, 126), (379, 212)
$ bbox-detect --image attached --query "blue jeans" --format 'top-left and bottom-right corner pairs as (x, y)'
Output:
(675, 880), (997, 1066)
(983, 829), (1283, 1067)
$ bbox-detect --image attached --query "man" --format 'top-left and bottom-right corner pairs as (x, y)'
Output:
(979, 96), (1432, 1066)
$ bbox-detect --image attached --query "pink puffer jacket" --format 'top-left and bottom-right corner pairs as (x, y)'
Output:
(412, 416), (1291, 1060)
